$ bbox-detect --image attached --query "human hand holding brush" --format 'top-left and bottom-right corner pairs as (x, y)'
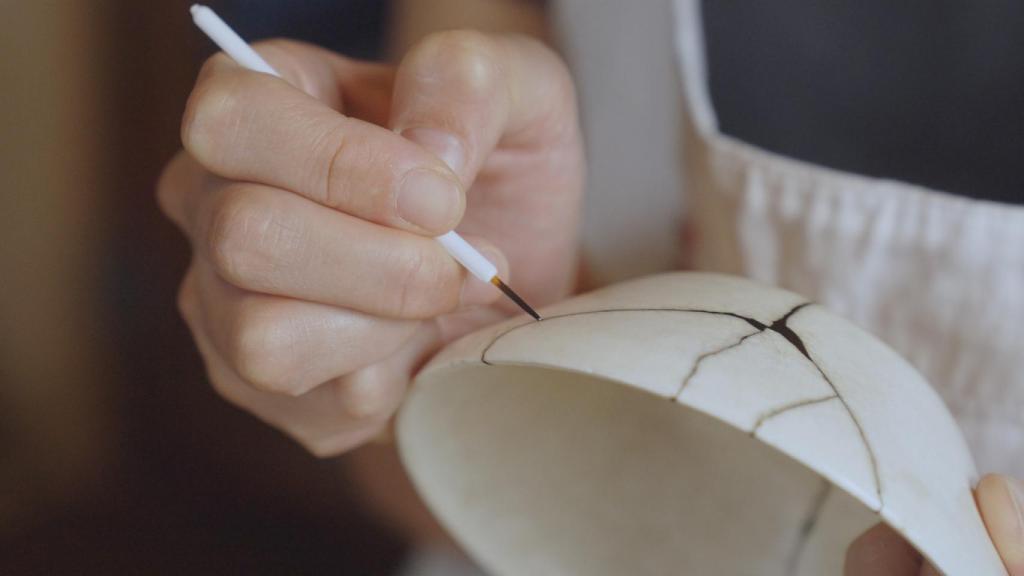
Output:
(158, 32), (583, 455)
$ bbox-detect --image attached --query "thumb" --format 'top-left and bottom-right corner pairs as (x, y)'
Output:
(977, 474), (1024, 575)
(389, 30), (576, 184)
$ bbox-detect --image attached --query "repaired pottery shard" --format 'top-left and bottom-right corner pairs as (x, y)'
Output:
(397, 272), (1005, 576)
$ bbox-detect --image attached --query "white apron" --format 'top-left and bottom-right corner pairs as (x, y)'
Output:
(667, 0), (1024, 478)
(556, 0), (1023, 476)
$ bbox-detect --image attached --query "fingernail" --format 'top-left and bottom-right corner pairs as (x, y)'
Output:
(396, 168), (462, 233)
(401, 128), (466, 174)
(459, 246), (503, 307)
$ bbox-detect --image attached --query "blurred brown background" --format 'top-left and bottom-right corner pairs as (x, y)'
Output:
(1, 1), (404, 573)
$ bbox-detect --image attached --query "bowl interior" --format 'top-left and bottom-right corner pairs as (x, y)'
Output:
(399, 363), (879, 576)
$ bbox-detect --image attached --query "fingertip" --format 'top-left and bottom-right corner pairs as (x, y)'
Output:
(389, 30), (507, 183)
(977, 474), (1024, 574)
(397, 30), (502, 105)
(335, 366), (406, 422)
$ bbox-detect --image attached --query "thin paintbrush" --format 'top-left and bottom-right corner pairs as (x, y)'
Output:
(190, 4), (542, 321)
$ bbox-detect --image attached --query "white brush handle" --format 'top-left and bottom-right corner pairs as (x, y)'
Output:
(435, 231), (497, 282)
(190, 4), (499, 283)
(191, 5), (278, 77)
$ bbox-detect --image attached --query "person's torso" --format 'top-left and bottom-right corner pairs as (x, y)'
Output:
(554, 0), (1024, 477)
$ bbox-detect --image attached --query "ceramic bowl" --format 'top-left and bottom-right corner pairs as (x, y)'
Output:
(397, 272), (1004, 575)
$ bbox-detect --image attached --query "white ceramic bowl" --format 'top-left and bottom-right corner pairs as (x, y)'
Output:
(397, 272), (1004, 575)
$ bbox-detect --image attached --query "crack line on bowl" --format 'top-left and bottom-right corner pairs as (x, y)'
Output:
(774, 305), (883, 508)
(477, 301), (883, 507)
(673, 328), (763, 397)
(671, 303), (813, 397)
(751, 394), (838, 433)
(480, 307), (768, 365)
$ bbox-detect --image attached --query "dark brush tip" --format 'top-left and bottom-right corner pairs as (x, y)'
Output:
(491, 277), (542, 321)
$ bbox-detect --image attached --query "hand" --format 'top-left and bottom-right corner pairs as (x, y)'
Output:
(845, 474), (1024, 575)
(157, 33), (584, 456)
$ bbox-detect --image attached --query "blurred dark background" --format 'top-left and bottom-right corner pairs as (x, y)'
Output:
(2, 1), (404, 573)
(703, 0), (1024, 204)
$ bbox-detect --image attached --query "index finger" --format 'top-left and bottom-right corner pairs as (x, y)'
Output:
(181, 44), (466, 235)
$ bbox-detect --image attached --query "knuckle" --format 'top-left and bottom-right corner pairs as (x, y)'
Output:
(319, 128), (349, 208)
(229, 301), (298, 394)
(388, 247), (460, 317)
(204, 188), (270, 286)
(319, 123), (400, 220)
(181, 62), (241, 162)
(342, 386), (389, 421)
(338, 371), (402, 422)
(204, 190), (249, 281)
(415, 30), (501, 100)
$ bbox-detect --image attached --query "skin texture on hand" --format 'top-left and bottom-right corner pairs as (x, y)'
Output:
(158, 34), (584, 457)
(845, 474), (1024, 575)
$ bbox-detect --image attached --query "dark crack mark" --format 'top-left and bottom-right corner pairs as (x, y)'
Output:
(768, 302), (812, 357)
(673, 329), (762, 397)
(768, 305), (883, 507)
(751, 394), (838, 433)
(476, 300), (883, 507)
(786, 479), (832, 574)
(480, 307), (772, 365)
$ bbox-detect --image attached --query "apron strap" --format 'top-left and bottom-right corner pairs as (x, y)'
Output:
(673, 0), (718, 139)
